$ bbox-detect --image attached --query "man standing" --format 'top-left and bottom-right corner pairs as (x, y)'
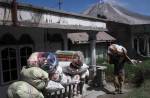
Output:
(107, 44), (128, 94)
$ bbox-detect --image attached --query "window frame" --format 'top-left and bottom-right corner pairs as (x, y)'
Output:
(0, 46), (19, 85)
(19, 45), (33, 69)
(0, 44), (33, 85)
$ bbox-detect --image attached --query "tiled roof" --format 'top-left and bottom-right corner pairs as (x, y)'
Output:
(83, 2), (150, 25)
(68, 32), (116, 44)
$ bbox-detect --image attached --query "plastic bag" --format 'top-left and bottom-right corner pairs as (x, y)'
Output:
(20, 66), (49, 90)
(7, 81), (44, 98)
(45, 80), (64, 92)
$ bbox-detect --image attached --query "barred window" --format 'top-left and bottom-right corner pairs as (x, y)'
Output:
(20, 46), (32, 67)
(0, 34), (33, 84)
(1, 48), (18, 83)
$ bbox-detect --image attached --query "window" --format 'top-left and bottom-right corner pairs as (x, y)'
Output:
(20, 46), (32, 67)
(0, 46), (33, 84)
(139, 38), (146, 55)
(133, 38), (137, 52)
(19, 34), (34, 68)
(1, 48), (18, 83)
(0, 34), (34, 84)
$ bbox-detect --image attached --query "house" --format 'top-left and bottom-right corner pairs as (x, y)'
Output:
(68, 32), (116, 64)
(83, 2), (150, 57)
(0, 1), (107, 98)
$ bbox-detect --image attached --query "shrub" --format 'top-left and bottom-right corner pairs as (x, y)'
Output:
(127, 80), (150, 98)
(96, 58), (150, 85)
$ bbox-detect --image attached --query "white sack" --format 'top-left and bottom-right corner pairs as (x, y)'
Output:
(45, 80), (64, 92)
(7, 81), (44, 98)
(20, 66), (49, 90)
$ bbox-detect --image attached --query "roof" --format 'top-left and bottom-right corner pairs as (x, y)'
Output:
(0, 2), (107, 32)
(68, 32), (116, 44)
(83, 2), (150, 25)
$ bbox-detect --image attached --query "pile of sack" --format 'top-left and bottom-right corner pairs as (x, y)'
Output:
(7, 51), (89, 98)
(7, 52), (64, 98)
(56, 50), (89, 83)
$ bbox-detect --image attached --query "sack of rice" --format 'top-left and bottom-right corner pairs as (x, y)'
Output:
(20, 66), (49, 90)
(7, 81), (44, 98)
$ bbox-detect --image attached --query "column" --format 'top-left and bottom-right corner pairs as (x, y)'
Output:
(88, 32), (97, 79)
(88, 32), (97, 66)
(62, 32), (68, 50)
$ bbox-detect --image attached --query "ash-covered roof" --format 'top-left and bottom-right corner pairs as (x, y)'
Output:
(68, 32), (116, 44)
(0, 2), (107, 32)
(83, 2), (150, 25)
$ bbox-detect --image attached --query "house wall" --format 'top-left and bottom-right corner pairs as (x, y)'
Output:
(0, 26), (45, 50)
(131, 24), (150, 57)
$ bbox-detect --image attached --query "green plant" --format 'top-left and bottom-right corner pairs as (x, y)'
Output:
(127, 80), (150, 98)
(96, 57), (107, 64)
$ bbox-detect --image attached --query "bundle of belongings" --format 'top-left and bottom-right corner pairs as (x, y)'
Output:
(7, 52), (64, 98)
(7, 51), (89, 98)
(108, 44), (142, 64)
(56, 50), (89, 95)
(56, 50), (89, 84)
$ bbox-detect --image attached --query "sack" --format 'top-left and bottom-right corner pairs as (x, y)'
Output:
(60, 74), (72, 83)
(61, 74), (80, 84)
(49, 66), (63, 82)
(63, 63), (89, 75)
(58, 61), (71, 68)
(20, 66), (49, 90)
(56, 50), (84, 62)
(108, 44), (127, 56)
(27, 52), (46, 67)
(41, 52), (58, 73)
(7, 81), (44, 98)
(45, 80), (64, 92)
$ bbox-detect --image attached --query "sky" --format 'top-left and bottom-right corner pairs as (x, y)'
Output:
(17, 0), (150, 16)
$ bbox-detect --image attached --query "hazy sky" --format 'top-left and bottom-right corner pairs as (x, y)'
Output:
(18, 0), (150, 16)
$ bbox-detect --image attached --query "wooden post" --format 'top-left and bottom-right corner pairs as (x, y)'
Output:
(11, 0), (18, 26)
(62, 33), (68, 50)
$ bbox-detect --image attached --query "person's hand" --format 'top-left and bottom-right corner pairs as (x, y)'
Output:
(130, 59), (142, 66)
